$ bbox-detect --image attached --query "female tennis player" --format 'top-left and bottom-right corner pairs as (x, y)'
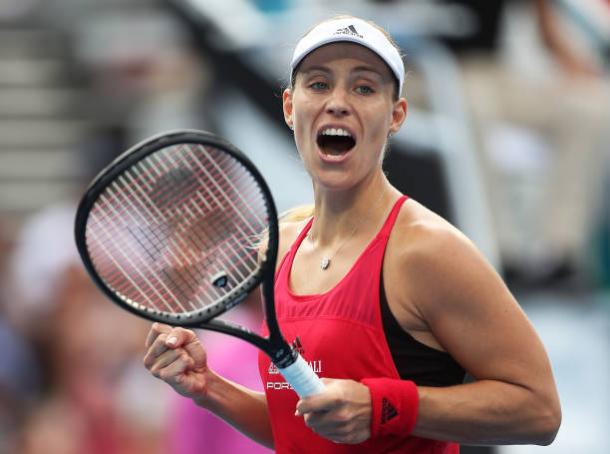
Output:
(143, 15), (561, 452)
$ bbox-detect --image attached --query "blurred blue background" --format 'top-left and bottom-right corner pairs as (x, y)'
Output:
(0, 0), (609, 453)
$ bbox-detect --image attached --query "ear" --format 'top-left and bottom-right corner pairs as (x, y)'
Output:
(389, 97), (407, 135)
(282, 88), (294, 130)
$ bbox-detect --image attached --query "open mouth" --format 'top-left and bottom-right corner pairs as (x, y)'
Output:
(316, 127), (356, 156)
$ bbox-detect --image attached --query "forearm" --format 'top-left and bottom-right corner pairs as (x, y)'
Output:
(413, 380), (560, 446)
(194, 371), (274, 448)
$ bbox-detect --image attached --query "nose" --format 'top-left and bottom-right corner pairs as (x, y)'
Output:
(325, 88), (350, 117)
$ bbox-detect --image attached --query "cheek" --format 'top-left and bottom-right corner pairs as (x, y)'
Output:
(291, 102), (316, 150)
(363, 114), (391, 145)
(291, 127), (312, 167)
(360, 117), (390, 165)
(291, 97), (313, 128)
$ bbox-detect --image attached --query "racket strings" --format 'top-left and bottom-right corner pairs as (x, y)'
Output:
(174, 146), (265, 267)
(86, 143), (270, 316)
(181, 146), (267, 241)
(92, 191), (196, 312)
(91, 180), (251, 312)
(148, 149), (262, 303)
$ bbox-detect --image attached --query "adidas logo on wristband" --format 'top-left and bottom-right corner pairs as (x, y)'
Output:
(381, 397), (398, 424)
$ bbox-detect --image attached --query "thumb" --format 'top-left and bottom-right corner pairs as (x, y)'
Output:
(166, 328), (207, 366)
(165, 327), (198, 349)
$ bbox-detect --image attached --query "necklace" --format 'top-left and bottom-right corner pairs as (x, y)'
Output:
(308, 223), (358, 270)
(307, 191), (387, 271)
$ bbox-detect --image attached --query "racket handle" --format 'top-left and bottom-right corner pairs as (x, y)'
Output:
(278, 353), (325, 397)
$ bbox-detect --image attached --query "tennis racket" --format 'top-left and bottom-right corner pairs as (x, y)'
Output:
(74, 129), (324, 398)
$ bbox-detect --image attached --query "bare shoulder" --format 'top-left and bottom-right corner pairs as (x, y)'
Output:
(278, 219), (307, 251)
(387, 199), (504, 318)
(390, 198), (478, 263)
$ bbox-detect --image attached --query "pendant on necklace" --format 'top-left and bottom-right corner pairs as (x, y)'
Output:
(320, 257), (331, 270)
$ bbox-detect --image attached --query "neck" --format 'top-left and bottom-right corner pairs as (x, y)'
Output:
(309, 172), (399, 247)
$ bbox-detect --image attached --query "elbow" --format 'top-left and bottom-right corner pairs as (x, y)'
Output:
(533, 396), (562, 446)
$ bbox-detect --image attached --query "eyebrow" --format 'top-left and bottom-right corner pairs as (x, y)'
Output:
(299, 65), (331, 76)
(300, 64), (387, 80)
(352, 65), (385, 78)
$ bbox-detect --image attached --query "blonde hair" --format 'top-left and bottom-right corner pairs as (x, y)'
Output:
(255, 204), (314, 261)
(279, 204), (315, 223)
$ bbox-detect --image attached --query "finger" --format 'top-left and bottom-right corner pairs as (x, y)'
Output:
(295, 378), (339, 415)
(148, 347), (186, 373)
(296, 394), (339, 416)
(181, 333), (207, 366)
(305, 418), (351, 444)
(156, 351), (195, 385)
(143, 332), (178, 368)
(148, 327), (195, 359)
(309, 418), (368, 445)
(145, 323), (171, 348)
(327, 433), (349, 444)
(144, 328), (202, 370)
(303, 409), (344, 432)
(306, 420), (347, 443)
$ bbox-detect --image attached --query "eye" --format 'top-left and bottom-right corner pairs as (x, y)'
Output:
(355, 85), (375, 95)
(309, 81), (329, 91)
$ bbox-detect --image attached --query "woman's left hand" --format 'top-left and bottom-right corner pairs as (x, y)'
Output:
(295, 378), (372, 444)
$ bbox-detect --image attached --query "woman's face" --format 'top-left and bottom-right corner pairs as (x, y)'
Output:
(283, 42), (407, 192)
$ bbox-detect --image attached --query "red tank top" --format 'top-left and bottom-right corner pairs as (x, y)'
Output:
(258, 196), (459, 453)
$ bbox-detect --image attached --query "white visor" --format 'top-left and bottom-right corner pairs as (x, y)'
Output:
(290, 18), (404, 96)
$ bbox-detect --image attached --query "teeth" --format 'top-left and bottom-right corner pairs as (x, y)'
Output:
(321, 128), (352, 138)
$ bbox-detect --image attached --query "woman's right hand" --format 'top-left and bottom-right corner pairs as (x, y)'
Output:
(143, 323), (210, 401)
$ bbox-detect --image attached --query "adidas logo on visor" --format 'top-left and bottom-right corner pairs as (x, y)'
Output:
(334, 24), (363, 39)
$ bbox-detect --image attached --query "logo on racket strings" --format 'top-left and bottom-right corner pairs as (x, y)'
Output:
(211, 271), (228, 288)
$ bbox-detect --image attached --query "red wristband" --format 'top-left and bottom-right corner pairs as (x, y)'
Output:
(361, 378), (419, 438)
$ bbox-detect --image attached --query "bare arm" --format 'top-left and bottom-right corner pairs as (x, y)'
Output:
(193, 369), (273, 447)
(402, 224), (561, 445)
(143, 313), (274, 448)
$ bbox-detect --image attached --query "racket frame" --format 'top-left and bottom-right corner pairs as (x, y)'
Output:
(75, 130), (295, 367)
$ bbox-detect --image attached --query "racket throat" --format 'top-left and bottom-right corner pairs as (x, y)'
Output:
(271, 342), (299, 369)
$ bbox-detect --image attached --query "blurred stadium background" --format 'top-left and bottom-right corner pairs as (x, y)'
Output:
(0, 0), (609, 453)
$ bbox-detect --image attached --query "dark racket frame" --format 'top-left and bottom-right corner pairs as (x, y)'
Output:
(74, 129), (323, 397)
